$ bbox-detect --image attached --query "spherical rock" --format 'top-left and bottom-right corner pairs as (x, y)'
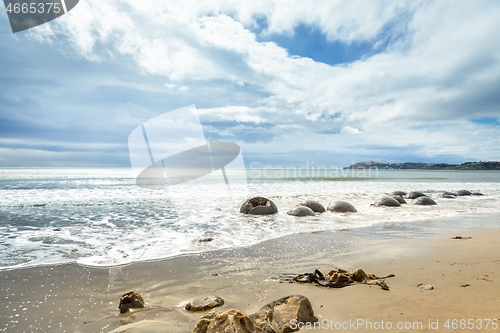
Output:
(392, 195), (407, 204)
(472, 192), (484, 196)
(298, 200), (325, 213)
(392, 191), (407, 196)
(373, 197), (401, 207)
(406, 191), (426, 199)
(457, 190), (472, 196)
(413, 196), (437, 205)
(327, 201), (357, 213)
(287, 206), (315, 216)
(240, 197), (278, 215)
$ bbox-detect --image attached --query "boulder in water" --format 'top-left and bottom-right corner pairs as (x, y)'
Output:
(287, 206), (315, 216)
(406, 191), (426, 199)
(413, 197), (437, 205)
(240, 197), (278, 215)
(298, 200), (325, 213)
(327, 201), (357, 213)
(457, 190), (472, 196)
(373, 197), (401, 207)
(392, 195), (407, 204)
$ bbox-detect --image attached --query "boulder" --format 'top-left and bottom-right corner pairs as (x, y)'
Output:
(108, 320), (183, 333)
(406, 191), (426, 199)
(287, 206), (315, 217)
(472, 192), (484, 196)
(298, 200), (325, 213)
(413, 197), (437, 205)
(442, 194), (456, 199)
(392, 195), (407, 204)
(457, 190), (472, 196)
(118, 291), (145, 313)
(240, 197), (278, 215)
(373, 197), (401, 207)
(193, 309), (265, 333)
(391, 191), (407, 196)
(327, 201), (357, 213)
(250, 295), (318, 333)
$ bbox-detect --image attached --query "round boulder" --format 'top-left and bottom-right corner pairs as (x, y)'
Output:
(298, 200), (325, 213)
(406, 191), (426, 199)
(472, 192), (484, 196)
(373, 197), (401, 207)
(442, 194), (456, 199)
(392, 195), (407, 204)
(327, 201), (357, 213)
(240, 197), (278, 215)
(392, 191), (407, 196)
(287, 206), (315, 216)
(457, 190), (472, 196)
(413, 196), (437, 205)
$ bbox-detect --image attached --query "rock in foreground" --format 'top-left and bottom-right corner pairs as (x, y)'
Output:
(250, 295), (318, 333)
(193, 309), (265, 333)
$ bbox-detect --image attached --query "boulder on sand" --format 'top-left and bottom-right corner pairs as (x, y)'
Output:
(240, 197), (278, 215)
(250, 295), (318, 333)
(193, 309), (265, 333)
(118, 291), (145, 313)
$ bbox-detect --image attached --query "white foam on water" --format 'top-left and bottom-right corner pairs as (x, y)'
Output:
(0, 168), (499, 269)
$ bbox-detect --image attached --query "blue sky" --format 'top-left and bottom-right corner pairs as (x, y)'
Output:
(0, 1), (499, 168)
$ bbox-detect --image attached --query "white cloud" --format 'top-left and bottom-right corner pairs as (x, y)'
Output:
(16, 0), (500, 164)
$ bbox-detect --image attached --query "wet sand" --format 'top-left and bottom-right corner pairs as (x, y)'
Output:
(1, 224), (499, 332)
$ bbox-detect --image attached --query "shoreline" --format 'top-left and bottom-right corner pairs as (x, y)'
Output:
(0, 214), (499, 332)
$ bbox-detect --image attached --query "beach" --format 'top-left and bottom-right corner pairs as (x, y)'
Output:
(1, 213), (499, 332)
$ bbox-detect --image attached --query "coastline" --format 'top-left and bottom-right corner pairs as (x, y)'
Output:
(1, 214), (499, 332)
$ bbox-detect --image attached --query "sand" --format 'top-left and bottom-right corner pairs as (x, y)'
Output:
(1, 227), (499, 332)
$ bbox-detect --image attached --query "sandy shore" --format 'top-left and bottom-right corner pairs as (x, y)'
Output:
(1, 222), (499, 332)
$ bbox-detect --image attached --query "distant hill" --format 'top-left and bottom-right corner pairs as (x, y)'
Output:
(344, 161), (500, 170)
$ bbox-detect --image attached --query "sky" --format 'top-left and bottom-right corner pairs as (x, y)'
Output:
(0, 0), (499, 168)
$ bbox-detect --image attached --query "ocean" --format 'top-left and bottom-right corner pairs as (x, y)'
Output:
(0, 167), (499, 270)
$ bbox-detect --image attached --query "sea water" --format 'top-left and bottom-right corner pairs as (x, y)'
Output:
(0, 167), (499, 270)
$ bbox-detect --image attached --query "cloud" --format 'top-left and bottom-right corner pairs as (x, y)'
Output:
(1, 0), (500, 166)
